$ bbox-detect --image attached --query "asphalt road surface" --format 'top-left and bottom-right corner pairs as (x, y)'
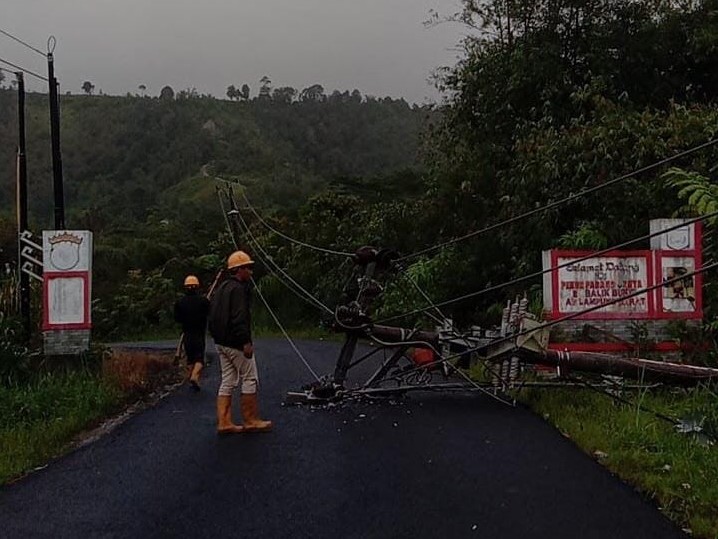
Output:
(0, 339), (686, 538)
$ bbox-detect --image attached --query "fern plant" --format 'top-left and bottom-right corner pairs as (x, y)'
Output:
(662, 167), (718, 221)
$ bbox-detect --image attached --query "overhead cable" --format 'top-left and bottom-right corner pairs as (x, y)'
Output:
(233, 207), (334, 314)
(239, 190), (354, 257)
(220, 187), (333, 314)
(0, 56), (47, 82)
(398, 138), (718, 262)
(388, 261), (718, 380)
(379, 211), (718, 324)
(0, 28), (46, 57)
(217, 187), (322, 382)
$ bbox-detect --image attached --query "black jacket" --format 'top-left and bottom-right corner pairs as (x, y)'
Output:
(208, 277), (252, 348)
(174, 292), (210, 334)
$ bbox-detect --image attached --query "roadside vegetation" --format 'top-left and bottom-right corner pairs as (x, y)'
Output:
(521, 386), (718, 537)
(0, 328), (179, 485)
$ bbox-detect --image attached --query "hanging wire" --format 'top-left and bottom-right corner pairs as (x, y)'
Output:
(229, 196), (335, 315)
(366, 332), (515, 406)
(252, 280), (322, 382)
(0, 28), (46, 57)
(383, 261), (718, 382)
(398, 138), (718, 262)
(216, 187), (322, 382)
(218, 187), (332, 314)
(239, 190), (354, 257)
(379, 211), (718, 324)
(0, 56), (47, 82)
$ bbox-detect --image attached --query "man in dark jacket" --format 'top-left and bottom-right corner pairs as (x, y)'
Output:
(209, 250), (272, 435)
(174, 275), (210, 391)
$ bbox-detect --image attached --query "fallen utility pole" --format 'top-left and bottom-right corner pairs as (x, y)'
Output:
(520, 349), (718, 387)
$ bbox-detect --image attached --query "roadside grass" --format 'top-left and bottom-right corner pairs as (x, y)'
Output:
(0, 350), (178, 485)
(520, 386), (718, 538)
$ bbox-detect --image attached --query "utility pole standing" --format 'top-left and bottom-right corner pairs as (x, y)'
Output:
(47, 38), (65, 230)
(15, 71), (31, 339)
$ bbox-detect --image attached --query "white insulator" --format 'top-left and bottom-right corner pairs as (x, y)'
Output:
(509, 356), (520, 385)
(500, 300), (511, 337)
(501, 358), (511, 386)
(509, 299), (520, 334)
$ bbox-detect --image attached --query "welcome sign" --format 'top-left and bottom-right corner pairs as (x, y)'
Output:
(543, 220), (702, 321)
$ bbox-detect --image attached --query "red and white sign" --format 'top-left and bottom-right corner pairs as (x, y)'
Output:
(42, 230), (93, 331)
(543, 220), (702, 321)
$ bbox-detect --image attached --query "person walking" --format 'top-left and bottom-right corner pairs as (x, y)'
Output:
(174, 275), (210, 391)
(209, 250), (273, 435)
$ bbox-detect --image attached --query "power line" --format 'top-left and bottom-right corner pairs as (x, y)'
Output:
(0, 28), (46, 57)
(216, 187), (322, 382)
(0, 56), (47, 82)
(385, 261), (718, 383)
(239, 190), (354, 257)
(399, 138), (718, 262)
(218, 187), (333, 314)
(379, 211), (718, 324)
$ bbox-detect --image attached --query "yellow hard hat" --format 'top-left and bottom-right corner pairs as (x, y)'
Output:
(184, 275), (200, 287)
(227, 250), (254, 270)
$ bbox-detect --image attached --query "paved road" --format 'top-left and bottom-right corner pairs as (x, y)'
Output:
(0, 339), (685, 538)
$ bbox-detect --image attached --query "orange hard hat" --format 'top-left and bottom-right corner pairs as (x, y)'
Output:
(184, 275), (200, 287)
(227, 250), (254, 270)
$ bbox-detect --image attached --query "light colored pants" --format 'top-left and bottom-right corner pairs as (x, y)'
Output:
(216, 345), (259, 396)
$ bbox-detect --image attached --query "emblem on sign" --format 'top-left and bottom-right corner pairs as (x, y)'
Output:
(665, 226), (690, 250)
(48, 232), (83, 271)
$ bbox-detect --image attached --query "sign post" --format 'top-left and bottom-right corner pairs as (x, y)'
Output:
(42, 230), (93, 355)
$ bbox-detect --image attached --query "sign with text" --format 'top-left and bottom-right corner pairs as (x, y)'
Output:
(546, 251), (653, 319)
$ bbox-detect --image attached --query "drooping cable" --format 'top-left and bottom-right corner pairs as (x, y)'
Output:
(239, 190), (354, 257)
(379, 211), (718, 324)
(384, 261), (718, 381)
(230, 199), (334, 315)
(218, 187), (332, 314)
(398, 138), (718, 262)
(251, 282), (322, 382)
(217, 187), (322, 382)
(365, 332), (515, 406)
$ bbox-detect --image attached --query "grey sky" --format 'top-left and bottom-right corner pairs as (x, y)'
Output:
(1, 0), (467, 103)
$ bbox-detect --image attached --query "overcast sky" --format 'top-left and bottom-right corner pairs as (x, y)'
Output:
(1, 0), (467, 104)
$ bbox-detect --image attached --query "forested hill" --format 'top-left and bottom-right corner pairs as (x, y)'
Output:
(0, 89), (429, 223)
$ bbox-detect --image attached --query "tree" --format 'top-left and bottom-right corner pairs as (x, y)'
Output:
(258, 76), (272, 100)
(272, 86), (297, 105)
(138, 84), (147, 96)
(159, 85), (175, 100)
(226, 84), (238, 100)
(240, 84), (250, 101)
(0, 70), (5, 88)
(81, 81), (95, 95)
(299, 84), (325, 103)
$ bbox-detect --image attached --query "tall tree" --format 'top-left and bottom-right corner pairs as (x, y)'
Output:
(81, 81), (95, 95)
(258, 76), (272, 100)
(240, 84), (250, 101)
(300, 84), (325, 102)
(159, 85), (175, 100)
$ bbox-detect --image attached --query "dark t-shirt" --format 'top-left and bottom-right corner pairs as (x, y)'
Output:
(174, 293), (210, 334)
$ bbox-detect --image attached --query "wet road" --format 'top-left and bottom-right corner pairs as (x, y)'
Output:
(0, 339), (685, 538)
